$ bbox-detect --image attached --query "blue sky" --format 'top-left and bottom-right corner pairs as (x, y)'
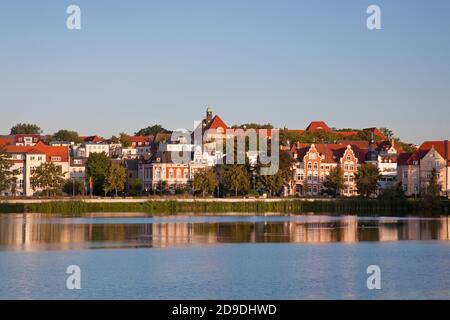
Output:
(0, 0), (449, 143)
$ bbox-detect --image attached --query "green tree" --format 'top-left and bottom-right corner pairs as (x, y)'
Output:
(119, 133), (132, 148)
(254, 150), (294, 196)
(380, 127), (394, 140)
(10, 123), (42, 135)
(155, 180), (168, 195)
(426, 168), (441, 198)
(0, 147), (20, 195)
(322, 167), (343, 196)
(85, 152), (112, 196)
(378, 184), (406, 201)
(30, 162), (66, 196)
(52, 129), (82, 143)
(135, 125), (171, 137)
(256, 171), (285, 196)
(422, 168), (441, 210)
(63, 179), (85, 196)
(193, 168), (218, 196)
(104, 162), (126, 196)
(279, 151), (295, 192)
(355, 164), (381, 198)
(131, 178), (143, 194)
(231, 123), (274, 129)
(223, 164), (250, 196)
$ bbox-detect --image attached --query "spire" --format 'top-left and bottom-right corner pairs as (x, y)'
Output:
(366, 132), (378, 162)
(206, 105), (213, 122)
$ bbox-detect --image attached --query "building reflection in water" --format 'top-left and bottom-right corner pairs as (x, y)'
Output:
(0, 214), (449, 251)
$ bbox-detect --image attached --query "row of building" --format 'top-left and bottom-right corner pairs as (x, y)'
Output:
(0, 107), (449, 197)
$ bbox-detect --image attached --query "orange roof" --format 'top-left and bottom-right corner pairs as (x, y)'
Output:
(2, 145), (45, 154)
(205, 115), (228, 131)
(0, 136), (14, 146)
(80, 136), (103, 143)
(3, 141), (69, 162)
(418, 140), (450, 164)
(129, 136), (150, 143)
(397, 152), (413, 166)
(398, 140), (450, 166)
(305, 121), (332, 132)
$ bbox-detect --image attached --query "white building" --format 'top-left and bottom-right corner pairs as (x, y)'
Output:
(1, 142), (70, 196)
(84, 143), (110, 158)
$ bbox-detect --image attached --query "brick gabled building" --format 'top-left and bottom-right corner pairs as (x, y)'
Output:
(291, 142), (362, 196)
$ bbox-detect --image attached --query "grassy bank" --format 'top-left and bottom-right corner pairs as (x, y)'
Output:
(1, 199), (449, 216)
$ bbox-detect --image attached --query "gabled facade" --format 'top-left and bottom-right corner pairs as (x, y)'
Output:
(291, 143), (360, 196)
(397, 140), (450, 197)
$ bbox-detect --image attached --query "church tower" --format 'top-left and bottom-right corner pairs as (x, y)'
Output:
(206, 105), (213, 122)
(365, 133), (378, 165)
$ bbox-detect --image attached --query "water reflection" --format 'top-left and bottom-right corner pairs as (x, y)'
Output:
(0, 214), (449, 251)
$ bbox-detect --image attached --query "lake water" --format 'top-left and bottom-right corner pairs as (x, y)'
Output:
(1, 213), (450, 299)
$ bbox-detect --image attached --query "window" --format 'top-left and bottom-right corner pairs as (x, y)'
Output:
(51, 156), (61, 162)
(349, 164), (354, 171)
(313, 163), (318, 170)
(176, 169), (181, 179)
(307, 162), (312, 170)
(184, 170), (189, 179)
(169, 169), (174, 179)
(30, 156), (35, 161)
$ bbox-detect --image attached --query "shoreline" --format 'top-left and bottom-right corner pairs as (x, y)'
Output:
(1, 198), (449, 216)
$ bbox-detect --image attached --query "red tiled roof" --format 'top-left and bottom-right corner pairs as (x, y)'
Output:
(397, 153), (413, 166)
(305, 121), (332, 132)
(205, 115), (228, 131)
(80, 136), (103, 143)
(129, 136), (150, 143)
(293, 142), (370, 164)
(3, 141), (69, 162)
(416, 140), (450, 165)
(338, 140), (369, 149)
(2, 145), (45, 154)
(0, 136), (14, 146)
